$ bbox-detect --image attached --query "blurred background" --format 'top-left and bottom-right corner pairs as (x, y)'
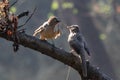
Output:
(0, 0), (120, 80)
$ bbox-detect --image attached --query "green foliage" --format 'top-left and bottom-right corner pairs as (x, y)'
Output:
(50, 1), (78, 14)
(72, 8), (78, 14)
(62, 2), (78, 14)
(62, 2), (74, 9)
(99, 33), (107, 40)
(92, 1), (112, 15)
(10, 6), (17, 14)
(51, 0), (59, 11)
(47, 12), (54, 18)
(99, 2), (111, 14)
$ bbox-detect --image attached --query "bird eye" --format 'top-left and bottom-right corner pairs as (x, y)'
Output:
(55, 19), (58, 22)
(54, 18), (60, 22)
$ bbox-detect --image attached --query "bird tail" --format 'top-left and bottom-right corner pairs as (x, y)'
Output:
(80, 53), (87, 77)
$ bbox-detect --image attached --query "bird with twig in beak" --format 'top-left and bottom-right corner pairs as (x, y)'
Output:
(33, 16), (61, 40)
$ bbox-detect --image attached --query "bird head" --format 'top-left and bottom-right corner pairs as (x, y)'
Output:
(67, 25), (80, 33)
(48, 16), (60, 26)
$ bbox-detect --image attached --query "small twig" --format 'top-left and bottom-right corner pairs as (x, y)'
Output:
(18, 7), (37, 29)
(9, 0), (18, 8)
(17, 11), (29, 19)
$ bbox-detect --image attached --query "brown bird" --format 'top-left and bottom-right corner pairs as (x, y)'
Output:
(67, 25), (90, 78)
(33, 16), (61, 40)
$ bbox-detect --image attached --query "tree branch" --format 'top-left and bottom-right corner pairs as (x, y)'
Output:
(0, 32), (112, 80)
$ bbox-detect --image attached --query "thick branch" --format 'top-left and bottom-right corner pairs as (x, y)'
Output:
(0, 32), (112, 80)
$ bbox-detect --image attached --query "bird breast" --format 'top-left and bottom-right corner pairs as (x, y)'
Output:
(40, 26), (58, 39)
(68, 33), (76, 41)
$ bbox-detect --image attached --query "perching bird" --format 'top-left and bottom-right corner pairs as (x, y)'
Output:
(33, 16), (61, 40)
(67, 25), (90, 77)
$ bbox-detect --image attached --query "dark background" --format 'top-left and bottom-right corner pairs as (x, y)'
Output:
(0, 0), (120, 80)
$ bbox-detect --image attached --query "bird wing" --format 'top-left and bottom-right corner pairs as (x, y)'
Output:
(69, 33), (88, 77)
(35, 26), (44, 33)
(33, 22), (48, 36)
(36, 22), (48, 32)
(84, 39), (91, 56)
(72, 35), (87, 77)
(77, 33), (90, 56)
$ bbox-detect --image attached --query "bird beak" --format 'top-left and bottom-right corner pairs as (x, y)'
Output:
(67, 26), (69, 29)
(57, 19), (61, 23)
(67, 26), (71, 29)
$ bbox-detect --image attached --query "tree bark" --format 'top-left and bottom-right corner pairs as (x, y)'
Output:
(0, 32), (112, 80)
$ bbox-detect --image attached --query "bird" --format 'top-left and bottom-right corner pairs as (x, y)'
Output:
(33, 16), (61, 40)
(67, 25), (90, 78)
